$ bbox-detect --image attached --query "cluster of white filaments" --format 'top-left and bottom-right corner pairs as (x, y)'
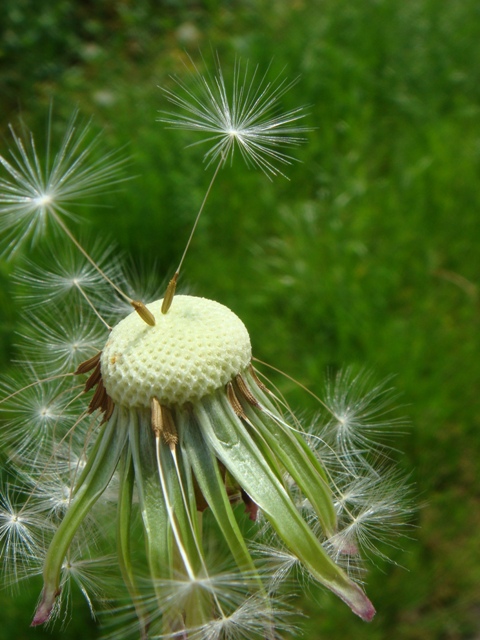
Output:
(159, 55), (308, 179)
(0, 58), (412, 640)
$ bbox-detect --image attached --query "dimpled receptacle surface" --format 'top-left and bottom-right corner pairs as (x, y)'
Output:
(101, 295), (252, 408)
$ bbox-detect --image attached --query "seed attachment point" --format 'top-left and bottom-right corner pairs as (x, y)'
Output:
(227, 382), (247, 420)
(235, 374), (260, 407)
(75, 350), (114, 420)
(131, 300), (156, 326)
(161, 273), (178, 314)
(74, 352), (102, 375)
(151, 397), (178, 449)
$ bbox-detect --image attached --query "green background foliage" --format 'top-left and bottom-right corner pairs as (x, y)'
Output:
(1, 0), (479, 638)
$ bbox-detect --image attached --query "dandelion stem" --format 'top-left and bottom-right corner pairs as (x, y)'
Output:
(50, 211), (131, 303)
(73, 281), (112, 330)
(252, 357), (331, 413)
(161, 156), (224, 314)
(50, 211), (157, 325)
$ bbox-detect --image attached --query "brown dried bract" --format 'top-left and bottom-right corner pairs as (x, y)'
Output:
(235, 374), (260, 407)
(74, 351), (101, 375)
(226, 382), (247, 420)
(76, 351), (115, 422)
(84, 361), (102, 392)
(249, 365), (268, 391)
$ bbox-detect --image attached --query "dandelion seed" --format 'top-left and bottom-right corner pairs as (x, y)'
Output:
(320, 368), (406, 471)
(0, 483), (50, 584)
(184, 594), (296, 640)
(48, 550), (117, 626)
(251, 540), (301, 593)
(0, 368), (83, 458)
(0, 109), (127, 257)
(13, 240), (121, 306)
(158, 56), (310, 311)
(159, 55), (309, 179)
(15, 307), (106, 374)
(327, 467), (415, 564)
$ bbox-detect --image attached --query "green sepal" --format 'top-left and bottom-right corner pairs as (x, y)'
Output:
(178, 406), (260, 579)
(241, 370), (337, 537)
(117, 446), (149, 640)
(32, 409), (129, 626)
(128, 409), (171, 582)
(197, 391), (375, 622)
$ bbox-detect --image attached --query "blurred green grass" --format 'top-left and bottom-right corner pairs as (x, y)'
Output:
(1, 0), (479, 638)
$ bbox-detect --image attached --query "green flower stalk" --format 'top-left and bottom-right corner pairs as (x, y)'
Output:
(0, 58), (411, 639)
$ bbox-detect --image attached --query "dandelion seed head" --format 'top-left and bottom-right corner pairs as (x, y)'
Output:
(101, 295), (251, 407)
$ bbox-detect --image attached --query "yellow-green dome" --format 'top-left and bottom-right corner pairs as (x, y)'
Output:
(101, 295), (251, 408)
